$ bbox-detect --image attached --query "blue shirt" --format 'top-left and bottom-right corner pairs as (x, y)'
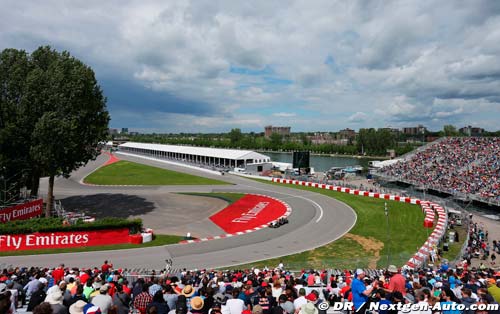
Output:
(351, 278), (368, 310)
(441, 301), (461, 314)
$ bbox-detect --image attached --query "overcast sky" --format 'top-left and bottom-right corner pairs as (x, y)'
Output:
(2, 0), (500, 133)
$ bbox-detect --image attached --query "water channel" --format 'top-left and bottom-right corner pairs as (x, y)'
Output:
(258, 151), (374, 172)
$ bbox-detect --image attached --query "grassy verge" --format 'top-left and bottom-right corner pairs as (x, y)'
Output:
(441, 225), (467, 261)
(226, 180), (428, 270)
(0, 234), (183, 257)
(84, 161), (231, 185)
(178, 192), (246, 204)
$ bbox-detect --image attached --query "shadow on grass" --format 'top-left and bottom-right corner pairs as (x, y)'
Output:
(61, 193), (155, 218)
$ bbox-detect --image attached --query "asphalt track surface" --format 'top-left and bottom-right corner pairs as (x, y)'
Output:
(0, 153), (357, 270)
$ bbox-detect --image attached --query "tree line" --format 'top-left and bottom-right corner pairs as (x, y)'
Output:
(126, 125), (500, 157)
(0, 46), (109, 216)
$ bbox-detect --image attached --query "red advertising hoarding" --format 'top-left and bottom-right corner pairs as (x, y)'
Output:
(0, 199), (43, 223)
(0, 228), (130, 251)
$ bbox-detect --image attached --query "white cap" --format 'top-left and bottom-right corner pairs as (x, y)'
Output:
(356, 269), (364, 276)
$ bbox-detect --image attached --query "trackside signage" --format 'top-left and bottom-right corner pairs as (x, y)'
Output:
(0, 199), (43, 223)
(0, 228), (130, 251)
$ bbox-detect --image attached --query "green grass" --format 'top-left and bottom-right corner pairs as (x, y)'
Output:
(441, 225), (467, 261)
(0, 234), (183, 256)
(84, 161), (231, 185)
(227, 180), (429, 269)
(178, 192), (246, 204)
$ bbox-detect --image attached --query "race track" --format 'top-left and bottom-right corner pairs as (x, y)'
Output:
(0, 153), (357, 270)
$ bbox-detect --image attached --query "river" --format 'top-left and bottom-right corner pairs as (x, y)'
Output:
(258, 151), (373, 172)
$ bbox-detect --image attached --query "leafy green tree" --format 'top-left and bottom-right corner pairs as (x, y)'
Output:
(442, 124), (459, 136)
(1, 46), (109, 216)
(0, 49), (33, 203)
(269, 132), (283, 149)
(30, 47), (109, 216)
(229, 128), (243, 144)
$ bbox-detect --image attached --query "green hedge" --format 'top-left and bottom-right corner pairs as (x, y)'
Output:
(0, 217), (142, 235)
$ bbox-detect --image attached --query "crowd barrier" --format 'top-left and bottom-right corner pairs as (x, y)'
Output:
(270, 178), (448, 269)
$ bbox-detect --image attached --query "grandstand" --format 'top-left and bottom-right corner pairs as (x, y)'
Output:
(376, 137), (500, 207)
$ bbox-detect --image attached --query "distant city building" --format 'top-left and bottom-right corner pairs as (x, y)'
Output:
(379, 127), (401, 136)
(309, 132), (335, 145)
(402, 125), (427, 135)
(108, 128), (119, 135)
(129, 131), (139, 136)
(459, 126), (484, 136)
(121, 128), (129, 134)
(338, 128), (356, 142)
(264, 125), (291, 138)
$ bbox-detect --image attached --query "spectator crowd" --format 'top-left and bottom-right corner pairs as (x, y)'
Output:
(1, 257), (500, 314)
(378, 138), (500, 203)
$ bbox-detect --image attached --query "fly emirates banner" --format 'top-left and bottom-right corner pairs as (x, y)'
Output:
(0, 228), (130, 251)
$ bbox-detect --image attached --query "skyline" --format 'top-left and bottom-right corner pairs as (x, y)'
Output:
(2, 1), (500, 132)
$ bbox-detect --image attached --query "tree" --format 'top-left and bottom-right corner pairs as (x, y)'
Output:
(33, 47), (109, 216)
(229, 128), (243, 145)
(0, 46), (109, 216)
(0, 49), (33, 203)
(442, 124), (459, 137)
(269, 132), (283, 149)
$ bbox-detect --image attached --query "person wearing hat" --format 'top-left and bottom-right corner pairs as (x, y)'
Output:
(92, 284), (114, 314)
(190, 296), (204, 314)
(298, 303), (317, 314)
(45, 290), (68, 314)
(351, 269), (377, 314)
(70, 300), (88, 314)
(384, 265), (406, 296)
(181, 285), (196, 312)
(487, 278), (500, 303)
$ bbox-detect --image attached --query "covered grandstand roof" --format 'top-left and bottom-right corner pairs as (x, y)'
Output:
(119, 142), (271, 161)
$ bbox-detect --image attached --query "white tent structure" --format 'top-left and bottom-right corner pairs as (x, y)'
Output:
(119, 142), (271, 168)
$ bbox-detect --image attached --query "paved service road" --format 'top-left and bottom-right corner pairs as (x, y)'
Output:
(0, 153), (357, 270)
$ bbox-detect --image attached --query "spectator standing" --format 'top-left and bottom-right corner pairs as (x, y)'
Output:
(351, 269), (377, 314)
(92, 285), (113, 314)
(385, 265), (406, 296)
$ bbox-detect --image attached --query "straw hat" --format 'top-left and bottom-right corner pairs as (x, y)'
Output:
(182, 285), (195, 297)
(190, 296), (204, 310)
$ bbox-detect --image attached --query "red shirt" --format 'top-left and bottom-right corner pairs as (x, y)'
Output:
(52, 268), (65, 284)
(307, 275), (315, 286)
(79, 273), (90, 285)
(388, 274), (406, 296)
(123, 285), (131, 296)
(102, 263), (112, 273)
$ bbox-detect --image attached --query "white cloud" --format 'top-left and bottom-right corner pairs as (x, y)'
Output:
(273, 112), (297, 118)
(2, 0), (500, 131)
(348, 112), (368, 123)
